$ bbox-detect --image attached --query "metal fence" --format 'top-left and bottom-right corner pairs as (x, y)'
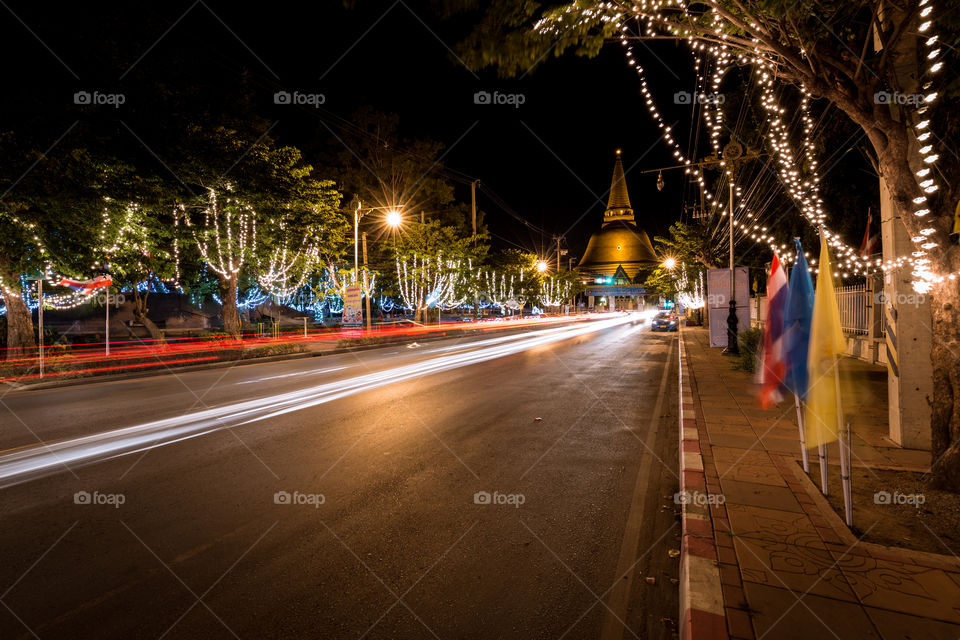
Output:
(751, 282), (876, 336)
(835, 284), (870, 335)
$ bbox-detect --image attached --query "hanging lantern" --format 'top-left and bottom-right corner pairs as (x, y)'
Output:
(656, 171), (665, 192)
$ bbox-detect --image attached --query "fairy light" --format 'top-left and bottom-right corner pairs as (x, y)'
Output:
(539, 277), (573, 307)
(538, 1), (951, 285)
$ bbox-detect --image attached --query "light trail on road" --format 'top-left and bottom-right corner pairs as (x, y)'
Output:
(0, 314), (643, 487)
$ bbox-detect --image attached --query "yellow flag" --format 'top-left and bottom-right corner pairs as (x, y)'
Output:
(804, 234), (848, 448)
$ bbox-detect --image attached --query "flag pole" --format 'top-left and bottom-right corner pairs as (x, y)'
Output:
(818, 443), (828, 494)
(794, 394), (809, 473)
(38, 279), (44, 378)
(815, 225), (829, 495)
(834, 344), (852, 525)
(839, 419), (853, 527)
(105, 287), (111, 357)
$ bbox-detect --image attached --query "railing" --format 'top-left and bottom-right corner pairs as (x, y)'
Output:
(751, 282), (877, 336)
(835, 284), (870, 335)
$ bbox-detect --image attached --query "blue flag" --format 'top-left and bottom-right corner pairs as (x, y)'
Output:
(783, 239), (815, 398)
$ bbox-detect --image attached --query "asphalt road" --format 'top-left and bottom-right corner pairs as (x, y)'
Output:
(0, 314), (680, 639)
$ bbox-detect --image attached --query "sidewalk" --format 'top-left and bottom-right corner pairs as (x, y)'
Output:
(678, 326), (960, 640)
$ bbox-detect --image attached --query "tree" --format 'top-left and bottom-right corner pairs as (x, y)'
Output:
(97, 201), (176, 341)
(176, 127), (347, 336)
(0, 209), (42, 359)
(394, 220), (480, 321)
(445, 0), (960, 489)
(0, 132), (135, 359)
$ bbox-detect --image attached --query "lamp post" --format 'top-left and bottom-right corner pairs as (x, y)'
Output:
(353, 200), (403, 330)
(721, 141), (743, 355)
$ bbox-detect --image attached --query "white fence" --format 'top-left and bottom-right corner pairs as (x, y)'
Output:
(835, 284), (870, 335)
(751, 283), (876, 336)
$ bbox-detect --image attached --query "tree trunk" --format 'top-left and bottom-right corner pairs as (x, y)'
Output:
(221, 273), (241, 337)
(3, 280), (35, 361)
(870, 136), (960, 492)
(927, 278), (960, 490)
(132, 288), (163, 342)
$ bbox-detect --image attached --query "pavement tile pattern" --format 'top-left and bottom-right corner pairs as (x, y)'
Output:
(679, 327), (960, 640)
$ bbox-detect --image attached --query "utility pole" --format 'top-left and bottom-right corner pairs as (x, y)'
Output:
(471, 179), (480, 236)
(471, 180), (481, 320)
(354, 200), (360, 276)
(556, 236), (561, 272)
(362, 231), (371, 330)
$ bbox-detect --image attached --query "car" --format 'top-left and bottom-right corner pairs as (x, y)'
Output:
(651, 311), (678, 332)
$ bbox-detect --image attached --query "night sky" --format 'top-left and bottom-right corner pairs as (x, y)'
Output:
(3, 1), (708, 260)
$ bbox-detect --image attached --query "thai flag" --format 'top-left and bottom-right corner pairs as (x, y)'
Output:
(56, 275), (112, 295)
(760, 252), (788, 408)
(858, 209), (880, 258)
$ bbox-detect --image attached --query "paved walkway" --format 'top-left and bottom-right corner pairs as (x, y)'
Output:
(681, 327), (960, 640)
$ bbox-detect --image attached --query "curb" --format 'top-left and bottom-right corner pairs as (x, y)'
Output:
(678, 329), (729, 640)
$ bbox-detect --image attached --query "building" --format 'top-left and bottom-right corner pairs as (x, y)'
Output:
(578, 150), (659, 310)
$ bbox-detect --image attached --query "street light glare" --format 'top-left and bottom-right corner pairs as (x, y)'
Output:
(663, 257), (676, 269)
(536, 260), (548, 273)
(386, 210), (402, 227)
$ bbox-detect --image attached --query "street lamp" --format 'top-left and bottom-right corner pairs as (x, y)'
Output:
(663, 257), (676, 270)
(722, 140), (743, 356)
(536, 260), (548, 273)
(354, 201), (403, 329)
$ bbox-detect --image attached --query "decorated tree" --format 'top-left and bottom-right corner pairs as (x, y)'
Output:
(0, 210), (43, 358)
(96, 201), (175, 340)
(176, 127), (347, 336)
(394, 220), (479, 321)
(0, 133), (133, 358)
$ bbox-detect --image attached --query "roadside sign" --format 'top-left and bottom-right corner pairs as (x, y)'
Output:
(342, 286), (363, 326)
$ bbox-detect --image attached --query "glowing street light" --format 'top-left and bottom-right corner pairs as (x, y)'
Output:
(536, 260), (548, 273)
(663, 257), (677, 270)
(385, 209), (402, 227)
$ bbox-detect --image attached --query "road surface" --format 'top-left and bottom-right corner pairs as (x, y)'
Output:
(0, 315), (680, 639)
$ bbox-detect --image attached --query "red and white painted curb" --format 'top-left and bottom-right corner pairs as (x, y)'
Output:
(678, 330), (728, 639)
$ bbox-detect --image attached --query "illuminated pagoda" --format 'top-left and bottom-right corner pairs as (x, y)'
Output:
(578, 149), (658, 310)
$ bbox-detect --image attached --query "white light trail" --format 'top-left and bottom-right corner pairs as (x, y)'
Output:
(0, 314), (639, 487)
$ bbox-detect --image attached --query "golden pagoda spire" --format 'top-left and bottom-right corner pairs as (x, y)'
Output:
(604, 149), (634, 225)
